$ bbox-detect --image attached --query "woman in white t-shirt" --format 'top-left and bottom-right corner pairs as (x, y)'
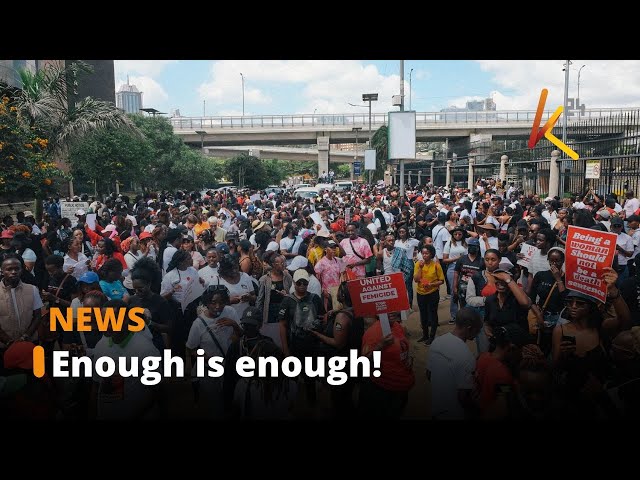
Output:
(63, 238), (90, 280)
(160, 250), (203, 305)
(394, 226), (420, 261)
(443, 227), (468, 323)
(216, 254), (257, 318)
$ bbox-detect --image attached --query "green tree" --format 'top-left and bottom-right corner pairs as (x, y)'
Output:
(68, 124), (150, 195)
(225, 154), (265, 189)
(371, 125), (388, 181)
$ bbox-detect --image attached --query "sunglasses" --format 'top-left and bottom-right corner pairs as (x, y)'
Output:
(295, 280), (309, 286)
(206, 284), (229, 294)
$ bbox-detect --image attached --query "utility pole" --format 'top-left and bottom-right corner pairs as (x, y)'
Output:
(399, 60), (405, 196)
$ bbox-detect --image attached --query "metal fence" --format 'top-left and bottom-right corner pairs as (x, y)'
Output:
(415, 109), (640, 197)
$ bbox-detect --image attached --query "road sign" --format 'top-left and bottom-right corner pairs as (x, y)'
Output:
(585, 160), (601, 179)
(354, 162), (361, 176)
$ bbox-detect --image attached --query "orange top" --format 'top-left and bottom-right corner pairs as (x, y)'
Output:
(362, 321), (415, 392)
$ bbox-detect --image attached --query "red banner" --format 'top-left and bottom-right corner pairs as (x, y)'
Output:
(347, 272), (409, 317)
(565, 226), (617, 303)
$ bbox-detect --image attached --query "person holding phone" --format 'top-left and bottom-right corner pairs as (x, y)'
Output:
(551, 277), (620, 417)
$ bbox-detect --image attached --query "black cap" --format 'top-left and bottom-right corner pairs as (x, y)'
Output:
(240, 306), (262, 326)
(626, 214), (640, 223)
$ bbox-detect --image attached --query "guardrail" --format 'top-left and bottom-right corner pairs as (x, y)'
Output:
(171, 109), (638, 130)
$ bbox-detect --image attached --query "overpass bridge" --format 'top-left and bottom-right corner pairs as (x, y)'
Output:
(173, 109), (636, 172)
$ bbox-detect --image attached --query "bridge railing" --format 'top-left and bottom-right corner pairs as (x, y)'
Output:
(171, 109), (637, 130)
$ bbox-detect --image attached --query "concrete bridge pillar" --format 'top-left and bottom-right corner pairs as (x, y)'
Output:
(500, 155), (508, 182)
(468, 156), (475, 191)
(430, 162), (435, 185)
(317, 136), (330, 177)
(549, 150), (561, 198)
(445, 159), (452, 186)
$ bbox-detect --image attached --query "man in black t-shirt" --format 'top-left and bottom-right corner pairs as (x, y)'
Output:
(453, 238), (484, 308)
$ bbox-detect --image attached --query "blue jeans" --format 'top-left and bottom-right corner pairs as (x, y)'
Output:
(447, 264), (458, 321)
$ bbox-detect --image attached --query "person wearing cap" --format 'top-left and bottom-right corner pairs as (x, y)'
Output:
(0, 255), (44, 354)
(474, 323), (532, 416)
(277, 268), (325, 404)
(550, 278), (624, 416)
(595, 208), (612, 231)
(287, 256), (322, 297)
(611, 217), (634, 287)
(475, 222), (499, 258)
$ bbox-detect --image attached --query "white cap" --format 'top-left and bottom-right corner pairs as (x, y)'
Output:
(75, 209), (86, 216)
(266, 241), (280, 252)
(103, 224), (117, 232)
(293, 269), (310, 282)
(287, 255), (309, 271)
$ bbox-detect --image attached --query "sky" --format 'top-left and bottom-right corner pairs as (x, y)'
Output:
(113, 60), (640, 118)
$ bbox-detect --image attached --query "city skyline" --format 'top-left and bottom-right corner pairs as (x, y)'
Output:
(113, 60), (640, 118)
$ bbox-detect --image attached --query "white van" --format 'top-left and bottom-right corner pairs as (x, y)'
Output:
(293, 187), (319, 199)
(334, 181), (354, 192)
(315, 183), (335, 193)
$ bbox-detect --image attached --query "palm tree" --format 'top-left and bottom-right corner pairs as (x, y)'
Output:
(14, 60), (140, 159)
(3, 60), (141, 217)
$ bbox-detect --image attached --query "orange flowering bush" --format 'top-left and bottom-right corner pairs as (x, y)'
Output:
(0, 95), (67, 197)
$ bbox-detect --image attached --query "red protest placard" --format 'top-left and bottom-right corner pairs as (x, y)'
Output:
(565, 225), (617, 303)
(347, 272), (409, 317)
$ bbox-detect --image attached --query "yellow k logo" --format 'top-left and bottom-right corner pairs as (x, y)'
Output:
(528, 89), (579, 160)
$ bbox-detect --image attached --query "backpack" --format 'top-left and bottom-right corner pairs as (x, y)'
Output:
(288, 294), (321, 352)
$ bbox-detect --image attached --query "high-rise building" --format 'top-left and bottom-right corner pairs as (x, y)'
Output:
(116, 77), (143, 114)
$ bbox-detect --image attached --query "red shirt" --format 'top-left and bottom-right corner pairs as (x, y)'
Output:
(474, 353), (514, 411)
(362, 321), (415, 392)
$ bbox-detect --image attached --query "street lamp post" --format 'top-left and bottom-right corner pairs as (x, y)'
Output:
(240, 72), (245, 116)
(362, 93), (378, 184)
(409, 68), (414, 111)
(352, 127), (362, 181)
(577, 64), (586, 118)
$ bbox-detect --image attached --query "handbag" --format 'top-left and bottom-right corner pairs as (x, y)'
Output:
(527, 281), (557, 337)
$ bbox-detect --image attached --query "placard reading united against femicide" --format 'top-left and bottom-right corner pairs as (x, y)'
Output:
(347, 273), (409, 317)
(565, 225), (617, 303)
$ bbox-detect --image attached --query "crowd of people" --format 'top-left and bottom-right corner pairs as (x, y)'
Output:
(0, 178), (639, 420)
